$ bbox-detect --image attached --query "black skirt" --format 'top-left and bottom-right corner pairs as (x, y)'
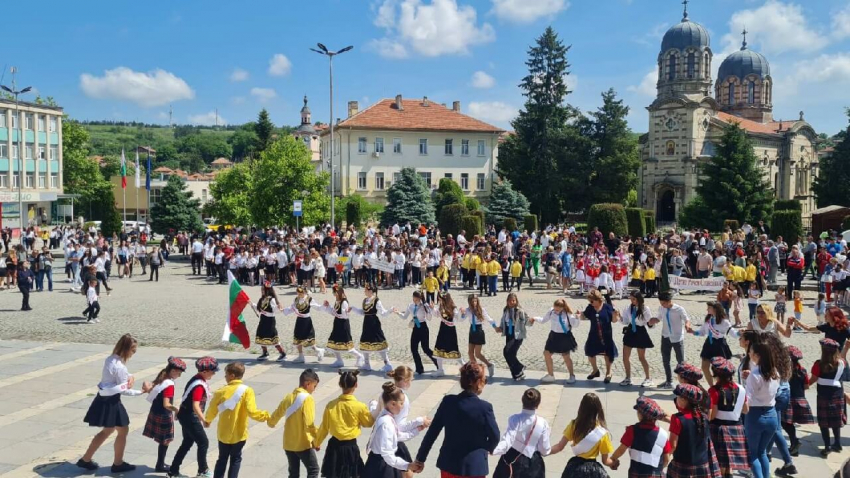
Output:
(493, 448), (545, 478)
(84, 394), (130, 428)
(363, 452), (403, 478)
(562, 456), (609, 478)
(256, 315), (280, 346)
(623, 325), (654, 349)
(293, 316), (316, 347)
(700, 338), (732, 360)
(327, 318), (354, 351)
(395, 442), (411, 462)
(321, 437), (363, 478)
(545, 331), (578, 354)
(434, 322), (461, 359)
(360, 314), (388, 351)
(469, 324), (486, 346)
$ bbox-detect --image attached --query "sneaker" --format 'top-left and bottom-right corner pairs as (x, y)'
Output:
(619, 378), (632, 386)
(487, 363), (495, 378)
(380, 363), (394, 373)
(292, 355), (305, 364)
(775, 464), (798, 476)
(330, 359), (345, 368)
(276, 353), (286, 362)
(565, 375), (576, 385)
(110, 462), (136, 473)
(434, 369), (445, 377)
(316, 348), (325, 361)
(540, 374), (556, 384)
(76, 459), (98, 471)
(155, 464), (171, 473)
(360, 362), (373, 372)
(257, 353), (269, 361)
(658, 380), (673, 389)
(640, 379), (655, 388)
(197, 471), (213, 478)
(515, 372), (525, 381)
(167, 472), (189, 478)
(94, 318), (101, 323)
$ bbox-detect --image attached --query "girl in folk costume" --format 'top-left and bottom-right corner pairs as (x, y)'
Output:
(549, 392), (616, 478)
(491, 388), (552, 478)
(322, 285), (366, 368)
(611, 258), (626, 299)
(282, 287), (326, 364)
(688, 302), (733, 387)
(581, 289), (618, 383)
(608, 397), (671, 478)
(168, 356), (217, 478)
(395, 291), (438, 375)
(783, 346), (814, 456)
(432, 291), (464, 376)
(315, 370), (375, 478)
(143, 357), (187, 473)
(350, 283), (394, 373)
(707, 357), (749, 478)
(667, 384), (721, 478)
(251, 281), (286, 362)
(810, 338), (850, 457)
(585, 259), (599, 295)
(575, 253), (587, 295)
(363, 382), (425, 478)
(675, 363), (712, 412)
(619, 291), (656, 387)
(535, 298), (581, 385)
(459, 294), (497, 378)
(368, 366), (431, 463)
(595, 264), (616, 304)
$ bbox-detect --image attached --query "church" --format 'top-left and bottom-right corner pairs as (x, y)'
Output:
(639, 1), (819, 226)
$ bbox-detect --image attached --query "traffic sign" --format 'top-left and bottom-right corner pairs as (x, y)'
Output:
(293, 200), (303, 217)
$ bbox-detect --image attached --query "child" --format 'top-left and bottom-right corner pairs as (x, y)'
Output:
(368, 366), (431, 461)
(267, 369), (321, 478)
(168, 356), (218, 478)
(809, 338), (850, 457)
(816, 293), (827, 325)
(609, 397), (671, 478)
(667, 384), (719, 478)
(643, 260), (656, 298)
(674, 362), (711, 411)
(436, 259), (450, 292)
(487, 253), (500, 297)
(792, 290), (804, 329)
(251, 281), (286, 361)
(315, 370), (375, 478)
(657, 291), (691, 389)
(282, 287), (327, 364)
(459, 294), (497, 377)
(83, 277), (100, 323)
(432, 292), (464, 376)
(575, 254), (587, 295)
(535, 298), (580, 385)
(477, 254), (490, 296)
(492, 388), (552, 478)
(497, 292), (532, 381)
(501, 256), (511, 293)
(774, 287), (787, 324)
(396, 291), (437, 375)
(619, 291), (655, 387)
(509, 258), (523, 292)
(422, 271), (439, 305)
(363, 382), (422, 477)
(144, 357), (187, 473)
(747, 282), (761, 323)
(321, 285), (365, 369)
(350, 283), (394, 372)
(707, 357), (749, 478)
(630, 262), (642, 295)
(784, 346), (814, 456)
(689, 301), (732, 387)
(549, 393), (615, 476)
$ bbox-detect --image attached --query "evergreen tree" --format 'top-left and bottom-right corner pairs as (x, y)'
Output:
(585, 89), (640, 207)
(813, 110), (850, 207)
(97, 185), (123, 237)
(150, 175), (204, 234)
(381, 167), (435, 226)
(255, 109), (275, 152)
(433, 178), (464, 217)
(696, 122), (774, 229)
(485, 180), (530, 226)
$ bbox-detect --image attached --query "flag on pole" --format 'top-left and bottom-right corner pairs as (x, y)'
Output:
(134, 150), (141, 188)
(222, 271), (251, 349)
(120, 148), (127, 189)
(145, 153), (152, 191)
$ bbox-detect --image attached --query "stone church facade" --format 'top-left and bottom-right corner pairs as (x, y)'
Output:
(639, 3), (819, 225)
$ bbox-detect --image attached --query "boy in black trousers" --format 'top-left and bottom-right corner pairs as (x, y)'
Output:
(18, 261), (34, 311)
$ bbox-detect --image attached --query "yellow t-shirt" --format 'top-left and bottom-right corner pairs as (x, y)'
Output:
(487, 260), (501, 276)
(563, 420), (614, 459)
(477, 260), (489, 276)
(423, 276), (439, 293)
(315, 394), (374, 445)
(632, 268), (642, 280)
(469, 255), (482, 271)
(745, 264), (757, 282)
(462, 254), (472, 270)
(436, 266), (449, 283)
(732, 266), (746, 283)
(268, 387), (317, 452)
(204, 381), (270, 445)
(723, 266), (734, 281)
(510, 261), (523, 278)
(643, 268), (656, 281)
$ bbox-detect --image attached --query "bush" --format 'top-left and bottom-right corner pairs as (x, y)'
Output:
(772, 210), (803, 242)
(439, 203), (469, 237)
(503, 217), (518, 232)
(723, 219), (740, 231)
(471, 209), (485, 225)
(643, 210), (656, 234)
(464, 197), (480, 211)
(625, 208), (646, 238)
(461, 215), (483, 237)
(774, 199), (801, 211)
(587, 204), (628, 237)
(346, 200), (361, 227)
(843, 215), (850, 232)
(524, 214), (538, 232)
(678, 196), (710, 230)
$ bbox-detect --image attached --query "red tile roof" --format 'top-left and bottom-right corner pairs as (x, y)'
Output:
(211, 157), (232, 165)
(715, 111), (787, 135)
(153, 166), (173, 173)
(329, 98), (504, 134)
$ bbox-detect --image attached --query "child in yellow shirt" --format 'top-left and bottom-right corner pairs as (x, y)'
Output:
(315, 370), (375, 477)
(549, 393), (615, 474)
(487, 253), (501, 297)
(267, 369), (320, 478)
(436, 260), (450, 292)
(204, 362), (270, 478)
(477, 255), (490, 297)
(509, 259), (523, 292)
(422, 271), (439, 304)
(643, 262), (656, 297)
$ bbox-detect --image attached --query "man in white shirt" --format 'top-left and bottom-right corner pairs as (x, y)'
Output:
(190, 238), (204, 275)
(457, 231), (467, 247)
(392, 249), (406, 288)
(655, 291), (690, 388)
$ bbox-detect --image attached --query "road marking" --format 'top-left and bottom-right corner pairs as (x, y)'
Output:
(0, 352), (109, 392)
(0, 344), (56, 363)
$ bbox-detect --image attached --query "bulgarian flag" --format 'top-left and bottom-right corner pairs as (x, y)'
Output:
(120, 148), (127, 189)
(223, 271), (251, 349)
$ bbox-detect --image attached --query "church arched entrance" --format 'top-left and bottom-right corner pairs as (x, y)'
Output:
(656, 190), (675, 224)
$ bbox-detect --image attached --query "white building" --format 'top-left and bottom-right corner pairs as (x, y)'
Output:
(319, 95), (504, 203)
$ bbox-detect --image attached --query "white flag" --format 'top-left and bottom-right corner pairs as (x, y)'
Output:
(135, 150), (141, 188)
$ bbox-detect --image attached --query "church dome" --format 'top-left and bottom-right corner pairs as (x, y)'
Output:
(661, 18), (710, 52)
(718, 45), (770, 80)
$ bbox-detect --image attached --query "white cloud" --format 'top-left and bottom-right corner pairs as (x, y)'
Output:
(775, 53), (850, 96)
(564, 74), (578, 92)
(188, 111), (227, 126)
(470, 70), (495, 88)
(720, 1), (828, 55)
(632, 22), (669, 47)
(372, 0), (495, 57)
(230, 68), (249, 82)
(491, 0), (568, 24)
(250, 87), (277, 102)
(468, 101), (516, 122)
(268, 54), (292, 76)
(833, 4), (850, 40)
(230, 96), (246, 105)
(627, 68), (657, 97)
(79, 67), (194, 107)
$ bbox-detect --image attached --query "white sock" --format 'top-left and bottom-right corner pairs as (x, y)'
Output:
(380, 350), (391, 365)
(351, 348), (364, 360)
(436, 357), (444, 371)
(334, 351), (343, 362)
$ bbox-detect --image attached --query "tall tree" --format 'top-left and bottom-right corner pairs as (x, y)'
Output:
(150, 175), (204, 234)
(812, 110), (850, 207)
(381, 167), (435, 226)
(98, 185), (123, 236)
(433, 178), (464, 218)
(696, 122), (774, 229)
(255, 109), (275, 152)
(485, 180), (530, 226)
(208, 163), (253, 226)
(228, 123), (260, 161)
(61, 120), (117, 221)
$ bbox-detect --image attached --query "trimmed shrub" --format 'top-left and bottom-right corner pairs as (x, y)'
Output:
(524, 214), (538, 233)
(842, 215), (850, 232)
(723, 219), (740, 231)
(439, 203), (468, 237)
(471, 209), (485, 225)
(464, 197), (480, 211)
(587, 204), (628, 237)
(346, 200), (362, 227)
(772, 210), (803, 242)
(774, 199), (801, 211)
(643, 210), (656, 234)
(461, 215), (483, 237)
(503, 217), (518, 232)
(625, 207), (646, 238)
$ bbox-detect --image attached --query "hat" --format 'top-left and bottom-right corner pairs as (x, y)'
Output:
(788, 345), (803, 361)
(674, 362), (703, 382)
(168, 356), (187, 371)
(710, 357), (734, 377)
(674, 383), (704, 404)
(634, 396), (666, 421)
(820, 338), (841, 351)
(195, 356), (219, 372)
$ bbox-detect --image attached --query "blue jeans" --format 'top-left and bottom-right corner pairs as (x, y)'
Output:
(746, 406), (780, 478)
(748, 303), (758, 322)
(768, 384), (793, 464)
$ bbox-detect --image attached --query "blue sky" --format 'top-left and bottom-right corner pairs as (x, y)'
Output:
(5, 0), (850, 135)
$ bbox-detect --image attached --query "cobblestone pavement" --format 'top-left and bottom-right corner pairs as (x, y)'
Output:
(0, 255), (833, 381)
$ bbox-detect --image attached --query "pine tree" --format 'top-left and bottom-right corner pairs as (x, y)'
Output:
(255, 109), (275, 153)
(696, 122), (774, 230)
(812, 110), (850, 207)
(485, 180), (530, 226)
(151, 175), (204, 234)
(96, 184), (123, 237)
(585, 89), (640, 207)
(381, 167), (435, 226)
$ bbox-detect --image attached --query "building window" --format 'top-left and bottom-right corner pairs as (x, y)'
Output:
(50, 174), (58, 188)
(11, 114), (17, 129)
(25, 173), (33, 188)
(357, 172), (367, 190)
(393, 172), (401, 184)
(748, 81), (755, 104)
(0, 145), (6, 159)
(375, 137), (384, 153)
(11, 145), (18, 159)
(477, 140), (485, 156)
(703, 53), (710, 79)
(38, 173), (46, 188)
(25, 114), (33, 130)
(201, 189), (208, 202)
(668, 55), (676, 80)
(50, 146), (58, 160)
(375, 172), (385, 190)
(418, 171), (432, 188)
(476, 173), (485, 190)
(358, 137), (367, 153)
(12, 175), (18, 188)
(0, 111), (5, 128)
(0, 175), (7, 188)
(728, 83), (735, 104)
(687, 53), (695, 78)
(444, 173), (452, 180)
(419, 139), (428, 155)
(393, 138), (402, 153)
(461, 173), (469, 190)
(302, 136), (310, 147)
(461, 139), (469, 156)
(38, 147), (45, 160)
(49, 117), (57, 132)
(25, 145), (33, 159)
(37, 115), (45, 131)
(445, 139), (453, 155)
(150, 188), (161, 204)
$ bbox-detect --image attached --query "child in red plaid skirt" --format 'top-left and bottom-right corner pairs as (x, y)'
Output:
(667, 384), (721, 478)
(810, 338), (849, 457)
(143, 357), (187, 473)
(783, 346), (814, 457)
(707, 358), (749, 477)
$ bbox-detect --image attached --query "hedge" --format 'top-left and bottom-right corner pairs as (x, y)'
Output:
(772, 210), (803, 242)
(346, 201), (362, 227)
(503, 217), (518, 232)
(774, 199), (802, 211)
(524, 214), (538, 233)
(464, 197), (480, 211)
(439, 203), (468, 237)
(724, 219), (740, 231)
(588, 204), (628, 237)
(843, 215), (850, 232)
(625, 208), (646, 238)
(643, 210), (656, 234)
(461, 215), (483, 237)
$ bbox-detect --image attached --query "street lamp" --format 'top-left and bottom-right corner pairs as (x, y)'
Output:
(1, 69), (32, 237)
(310, 43), (353, 232)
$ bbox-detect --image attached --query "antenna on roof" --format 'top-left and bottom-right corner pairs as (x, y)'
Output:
(741, 27), (748, 50)
(682, 0), (689, 21)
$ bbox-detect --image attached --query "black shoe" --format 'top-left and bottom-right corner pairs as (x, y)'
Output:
(776, 464), (798, 476)
(820, 447), (831, 457)
(832, 444), (843, 453)
(155, 464), (170, 473)
(587, 370), (600, 380)
(603, 376), (612, 384)
(76, 459), (98, 471)
(111, 462), (136, 473)
(789, 442), (801, 457)
(257, 353), (269, 361)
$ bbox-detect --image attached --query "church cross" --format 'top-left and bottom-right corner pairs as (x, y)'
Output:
(741, 27), (748, 49)
(682, 0), (689, 20)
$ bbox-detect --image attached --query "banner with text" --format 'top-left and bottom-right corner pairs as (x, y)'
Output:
(669, 275), (726, 291)
(370, 258), (397, 274)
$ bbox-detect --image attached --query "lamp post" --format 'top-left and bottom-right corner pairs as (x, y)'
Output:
(1, 68), (32, 238)
(310, 43), (353, 232)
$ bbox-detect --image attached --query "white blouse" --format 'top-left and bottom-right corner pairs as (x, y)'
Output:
(745, 364), (779, 407)
(535, 308), (580, 334)
(399, 302), (432, 325)
(98, 355), (142, 396)
(283, 298), (323, 318)
(619, 304), (655, 328)
(322, 300), (350, 320)
(350, 299), (393, 317)
(367, 410), (417, 470)
(694, 316), (732, 339)
(492, 410), (551, 458)
(459, 308), (496, 328)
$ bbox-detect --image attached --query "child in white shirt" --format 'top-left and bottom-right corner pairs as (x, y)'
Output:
(492, 388), (551, 478)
